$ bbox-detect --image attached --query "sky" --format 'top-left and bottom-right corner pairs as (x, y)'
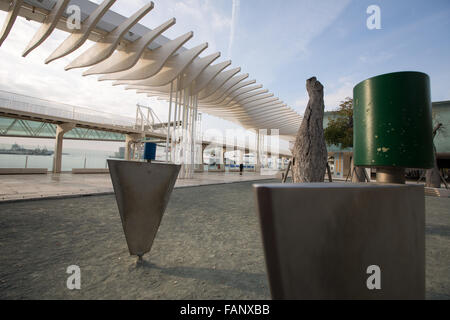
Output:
(0, 0), (449, 148)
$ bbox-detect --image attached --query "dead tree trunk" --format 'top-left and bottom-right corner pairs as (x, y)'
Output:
(426, 145), (441, 188)
(426, 166), (441, 188)
(426, 124), (443, 188)
(292, 77), (328, 183)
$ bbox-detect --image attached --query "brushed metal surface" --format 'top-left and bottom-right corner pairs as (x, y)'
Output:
(376, 167), (406, 184)
(254, 183), (425, 300)
(108, 160), (180, 257)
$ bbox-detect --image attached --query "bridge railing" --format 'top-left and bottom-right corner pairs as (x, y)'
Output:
(0, 90), (144, 131)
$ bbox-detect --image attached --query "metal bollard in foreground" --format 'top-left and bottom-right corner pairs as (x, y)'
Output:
(254, 183), (425, 299)
(108, 159), (180, 260)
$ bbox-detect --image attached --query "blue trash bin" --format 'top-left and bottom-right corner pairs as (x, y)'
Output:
(144, 143), (157, 162)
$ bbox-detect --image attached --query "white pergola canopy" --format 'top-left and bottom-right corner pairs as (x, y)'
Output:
(0, 0), (302, 137)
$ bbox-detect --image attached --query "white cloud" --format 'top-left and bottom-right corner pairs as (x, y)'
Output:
(0, 1), (231, 125)
(293, 96), (309, 114)
(136, 0), (231, 54)
(232, 0), (352, 86)
(358, 51), (394, 65)
(227, 0), (240, 59)
(324, 81), (353, 110)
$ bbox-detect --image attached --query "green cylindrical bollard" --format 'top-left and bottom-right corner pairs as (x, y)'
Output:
(353, 72), (435, 183)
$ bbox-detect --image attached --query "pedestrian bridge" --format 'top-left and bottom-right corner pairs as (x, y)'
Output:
(0, 89), (165, 141)
(0, 89), (292, 173)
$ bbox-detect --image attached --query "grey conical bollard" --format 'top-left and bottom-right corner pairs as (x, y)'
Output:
(108, 160), (181, 258)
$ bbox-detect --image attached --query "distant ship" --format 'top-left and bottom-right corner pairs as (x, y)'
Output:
(0, 143), (54, 156)
(112, 147), (125, 159)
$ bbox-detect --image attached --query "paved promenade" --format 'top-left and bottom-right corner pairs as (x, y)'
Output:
(0, 180), (448, 299)
(0, 171), (279, 202)
(2, 170), (449, 203)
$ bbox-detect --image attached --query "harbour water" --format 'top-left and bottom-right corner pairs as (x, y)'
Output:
(0, 136), (189, 171)
(0, 148), (116, 171)
(0, 142), (273, 172)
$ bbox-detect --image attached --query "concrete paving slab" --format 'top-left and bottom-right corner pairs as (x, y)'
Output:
(0, 171), (278, 202)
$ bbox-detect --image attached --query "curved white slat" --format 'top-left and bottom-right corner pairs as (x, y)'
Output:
(245, 101), (287, 115)
(213, 84), (263, 107)
(244, 121), (300, 133)
(190, 60), (232, 95)
(241, 96), (280, 107)
(281, 124), (302, 131)
(247, 101), (287, 111)
(205, 89), (271, 111)
(244, 107), (296, 120)
(244, 114), (301, 126)
(275, 124), (301, 132)
(245, 102), (288, 113)
(238, 101), (287, 115)
(214, 103), (287, 118)
(175, 51), (220, 91)
(275, 127), (300, 133)
(22, 0), (70, 57)
(113, 42), (208, 87)
(218, 103), (287, 117)
(83, 18), (176, 76)
(145, 75), (254, 103)
(65, 2), (154, 70)
(200, 105), (299, 133)
(200, 73), (248, 104)
(210, 99), (283, 113)
(205, 102), (283, 117)
(241, 116), (299, 125)
(222, 84), (265, 102)
(45, 0), (116, 64)
(121, 52), (220, 96)
(234, 90), (271, 104)
(99, 31), (193, 81)
(238, 92), (274, 105)
(0, 0), (23, 47)
(248, 116), (301, 127)
(259, 118), (302, 126)
(236, 117), (300, 128)
(198, 67), (241, 100)
(213, 111), (297, 132)
(203, 79), (256, 106)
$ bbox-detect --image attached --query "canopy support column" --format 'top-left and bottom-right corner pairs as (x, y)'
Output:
(166, 81), (173, 163)
(53, 122), (75, 173)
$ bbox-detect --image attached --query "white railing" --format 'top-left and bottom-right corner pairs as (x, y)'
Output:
(0, 90), (140, 130)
